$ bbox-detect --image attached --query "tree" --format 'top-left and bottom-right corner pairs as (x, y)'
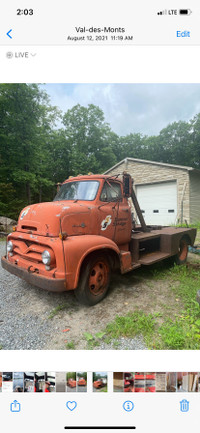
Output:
(0, 84), (59, 216)
(189, 113), (200, 169)
(62, 104), (117, 174)
(119, 133), (148, 160)
(157, 121), (192, 166)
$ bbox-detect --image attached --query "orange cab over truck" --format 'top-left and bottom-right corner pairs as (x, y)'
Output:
(1, 173), (196, 305)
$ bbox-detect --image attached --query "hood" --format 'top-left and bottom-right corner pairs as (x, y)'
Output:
(17, 201), (94, 237)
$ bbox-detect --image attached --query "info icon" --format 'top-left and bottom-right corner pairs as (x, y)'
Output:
(123, 401), (134, 412)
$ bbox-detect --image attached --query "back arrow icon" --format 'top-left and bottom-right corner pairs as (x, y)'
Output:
(7, 29), (12, 39)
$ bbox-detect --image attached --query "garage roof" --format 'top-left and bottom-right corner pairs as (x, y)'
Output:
(104, 157), (200, 174)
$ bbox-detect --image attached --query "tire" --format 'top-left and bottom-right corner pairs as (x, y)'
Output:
(75, 254), (111, 306)
(174, 237), (189, 265)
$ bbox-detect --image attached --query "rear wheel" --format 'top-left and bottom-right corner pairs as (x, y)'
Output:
(175, 237), (189, 265)
(75, 254), (111, 306)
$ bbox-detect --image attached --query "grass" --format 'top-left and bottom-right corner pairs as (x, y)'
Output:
(155, 263), (200, 349)
(48, 302), (71, 319)
(85, 260), (200, 350)
(66, 341), (75, 350)
(48, 299), (79, 319)
(99, 386), (107, 392)
(83, 332), (101, 349)
(83, 311), (157, 348)
(176, 222), (200, 230)
(105, 311), (156, 341)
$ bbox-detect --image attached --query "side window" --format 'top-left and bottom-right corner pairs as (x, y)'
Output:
(100, 181), (122, 202)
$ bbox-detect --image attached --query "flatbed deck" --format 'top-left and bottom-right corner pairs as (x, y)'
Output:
(131, 226), (196, 240)
(129, 226), (196, 268)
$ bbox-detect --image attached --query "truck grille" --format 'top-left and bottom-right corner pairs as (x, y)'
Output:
(12, 239), (50, 264)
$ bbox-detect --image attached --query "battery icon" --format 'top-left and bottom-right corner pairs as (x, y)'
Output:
(179, 9), (192, 15)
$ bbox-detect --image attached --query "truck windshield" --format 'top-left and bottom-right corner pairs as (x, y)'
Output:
(54, 180), (99, 201)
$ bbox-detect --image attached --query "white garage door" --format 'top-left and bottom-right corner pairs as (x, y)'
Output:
(136, 181), (177, 225)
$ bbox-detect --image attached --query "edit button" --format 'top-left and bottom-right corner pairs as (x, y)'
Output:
(177, 30), (190, 37)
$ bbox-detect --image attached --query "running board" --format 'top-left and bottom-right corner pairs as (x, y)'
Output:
(138, 251), (171, 265)
(120, 250), (141, 273)
(121, 262), (141, 274)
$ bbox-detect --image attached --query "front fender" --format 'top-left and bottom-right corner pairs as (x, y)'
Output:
(63, 235), (120, 290)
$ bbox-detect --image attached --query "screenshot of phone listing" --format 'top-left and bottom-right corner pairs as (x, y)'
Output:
(0, 0), (200, 45)
(1, 4), (200, 433)
(0, 372), (200, 433)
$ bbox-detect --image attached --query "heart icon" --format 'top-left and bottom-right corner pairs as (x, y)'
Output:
(66, 401), (77, 411)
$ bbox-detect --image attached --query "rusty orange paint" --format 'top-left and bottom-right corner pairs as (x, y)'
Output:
(78, 378), (86, 386)
(67, 379), (76, 388)
(93, 379), (104, 389)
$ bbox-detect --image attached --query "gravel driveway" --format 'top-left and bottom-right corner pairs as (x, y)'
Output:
(0, 242), (60, 349)
(0, 241), (170, 350)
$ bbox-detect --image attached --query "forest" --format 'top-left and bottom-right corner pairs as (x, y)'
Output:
(0, 83), (200, 219)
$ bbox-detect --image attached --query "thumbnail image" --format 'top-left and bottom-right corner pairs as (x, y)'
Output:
(134, 372), (145, 392)
(24, 372), (35, 392)
(67, 372), (77, 392)
(34, 372), (45, 392)
(145, 373), (156, 392)
(155, 373), (166, 392)
(113, 372), (123, 392)
(166, 373), (177, 392)
(177, 373), (189, 392)
(0, 372), (2, 392)
(77, 372), (87, 392)
(56, 372), (66, 392)
(45, 372), (56, 393)
(13, 372), (24, 392)
(2, 373), (13, 392)
(188, 372), (199, 392)
(124, 372), (134, 392)
(93, 372), (107, 392)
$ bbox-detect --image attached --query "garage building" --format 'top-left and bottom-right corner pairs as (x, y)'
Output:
(104, 157), (200, 225)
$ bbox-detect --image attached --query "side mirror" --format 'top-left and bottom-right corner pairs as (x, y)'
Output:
(56, 182), (61, 193)
(123, 172), (132, 197)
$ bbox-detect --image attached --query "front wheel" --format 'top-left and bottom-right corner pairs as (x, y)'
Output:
(174, 237), (189, 265)
(74, 254), (111, 306)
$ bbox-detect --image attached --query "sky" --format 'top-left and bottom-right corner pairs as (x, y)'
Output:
(41, 83), (200, 136)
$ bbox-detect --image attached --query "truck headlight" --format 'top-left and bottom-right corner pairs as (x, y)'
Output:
(42, 250), (51, 265)
(7, 241), (13, 253)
